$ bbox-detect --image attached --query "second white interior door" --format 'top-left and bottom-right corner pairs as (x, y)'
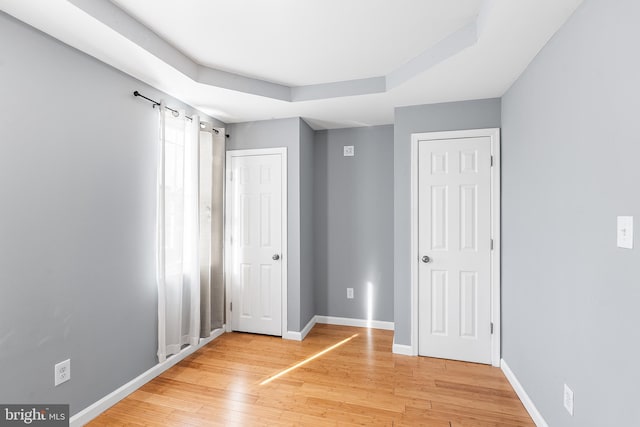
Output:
(418, 136), (493, 364)
(229, 151), (283, 336)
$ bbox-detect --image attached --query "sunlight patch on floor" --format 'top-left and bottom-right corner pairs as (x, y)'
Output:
(259, 334), (359, 385)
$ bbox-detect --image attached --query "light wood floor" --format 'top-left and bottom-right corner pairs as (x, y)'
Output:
(89, 324), (534, 426)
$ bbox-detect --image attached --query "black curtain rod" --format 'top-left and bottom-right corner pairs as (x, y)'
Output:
(133, 91), (219, 134)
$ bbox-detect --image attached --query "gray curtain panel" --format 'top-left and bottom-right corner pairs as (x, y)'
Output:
(199, 128), (225, 337)
(210, 130), (225, 331)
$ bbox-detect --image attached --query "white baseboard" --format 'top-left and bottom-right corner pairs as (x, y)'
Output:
(501, 358), (548, 427)
(70, 328), (225, 427)
(282, 315), (317, 341)
(315, 315), (394, 331)
(392, 343), (415, 356)
(300, 315), (317, 339)
(282, 330), (301, 340)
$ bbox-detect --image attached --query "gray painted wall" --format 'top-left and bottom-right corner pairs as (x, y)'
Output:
(299, 119), (316, 328)
(314, 126), (394, 322)
(225, 118), (303, 331)
(501, 0), (640, 425)
(0, 12), (223, 415)
(393, 99), (501, 345)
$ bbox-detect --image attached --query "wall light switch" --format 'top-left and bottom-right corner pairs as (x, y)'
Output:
(617, 216), (633, 249)
(563, 383), (574, 416)
(343, 146), (354, 157)
(347, 288), (354, 299)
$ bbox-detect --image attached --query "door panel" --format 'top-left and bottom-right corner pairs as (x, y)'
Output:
(431, 186), (448, 250)
(430, 270), (448, 335)
(230, 153), (282, 336)
(418, 137), (492, 364)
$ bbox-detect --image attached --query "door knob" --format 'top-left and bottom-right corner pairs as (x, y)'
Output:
(272, 254), (280, 261)
(422, 255), (431, 263)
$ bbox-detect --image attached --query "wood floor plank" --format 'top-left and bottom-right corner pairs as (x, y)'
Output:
(87, 324), (533, 426)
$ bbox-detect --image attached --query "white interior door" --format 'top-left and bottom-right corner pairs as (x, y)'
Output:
(228, 152), (284, 336)
(418, 137), (493, 364)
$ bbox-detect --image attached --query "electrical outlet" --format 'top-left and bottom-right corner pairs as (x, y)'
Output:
(54, 359), (71, 386)
(343, 146), (354, 157)
(563, 383), (574, 416)
(617, 216), (633, 248)
(347, 288), (354, 299)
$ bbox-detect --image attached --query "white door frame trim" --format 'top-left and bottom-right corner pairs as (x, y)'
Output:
(224, 147), (288, 338)
(410, 128), (501, 366)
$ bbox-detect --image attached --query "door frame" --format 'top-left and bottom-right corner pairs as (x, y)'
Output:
(224, 147), (288, 337)
(410, 128), (501, 367)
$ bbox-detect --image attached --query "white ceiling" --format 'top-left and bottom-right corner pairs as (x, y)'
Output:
(0, 0), (584, 129)
(111, 0), (484, 86)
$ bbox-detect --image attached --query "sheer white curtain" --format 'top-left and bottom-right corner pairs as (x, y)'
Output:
(156, 106), (201, 362)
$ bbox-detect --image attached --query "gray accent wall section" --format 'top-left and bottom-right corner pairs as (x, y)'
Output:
(393, 99), (501, 345)
(314, 126), (394, 322)
(299, 119), (316, 328)
(501, 0), (640, 425)
(225, 118), (303, 331)
(0, 12), (223, 415)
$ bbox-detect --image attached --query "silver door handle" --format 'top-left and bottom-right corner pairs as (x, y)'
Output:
(422, 255), (430, 263)
(272, 254), (280, 261)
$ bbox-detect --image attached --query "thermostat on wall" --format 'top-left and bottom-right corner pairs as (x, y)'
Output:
(343, 146), (354, 157)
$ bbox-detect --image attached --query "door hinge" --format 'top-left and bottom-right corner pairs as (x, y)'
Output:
(230, 302), (232, 312)
(491, 323), (494, 334)
(490, 155), (494, 167)
(491, 239), (494, 250)
(229, 170), (233, 181)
